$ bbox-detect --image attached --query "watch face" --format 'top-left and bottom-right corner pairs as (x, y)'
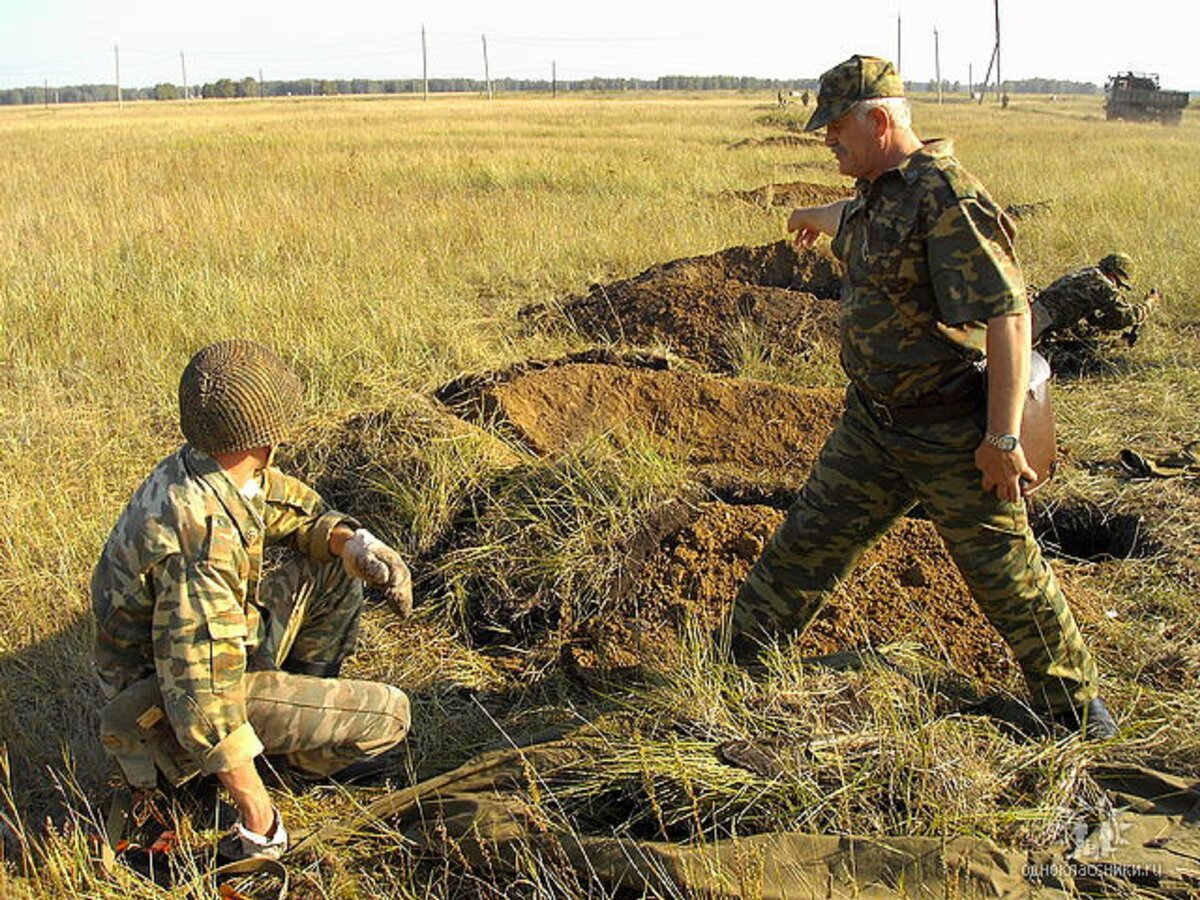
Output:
(994, 434), (1019, 451)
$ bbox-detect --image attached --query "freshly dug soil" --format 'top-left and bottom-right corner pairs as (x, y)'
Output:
(584, 502), (1106, 689)
(729, 134), (820, 149)
(523, 241), (842, 371)
(438, 356), (844, 497)
(723, 180), (851, 209)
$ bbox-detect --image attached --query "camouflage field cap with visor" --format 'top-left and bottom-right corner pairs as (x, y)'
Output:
(1098, 252), (1133, 288)
(804, 55), (906, 132)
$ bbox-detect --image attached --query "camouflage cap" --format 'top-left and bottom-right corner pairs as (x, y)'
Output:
(1098, 252), (1133, 287)
(178, 339), (302, 455)
(804, 55), (906, 132)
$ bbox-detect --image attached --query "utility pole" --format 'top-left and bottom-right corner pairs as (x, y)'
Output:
(994, 0), (1002, 103)
(968, 63), (973, 99)
(44, 79), (49, 110)
(482, 34), (492, 100)
(421, 25), (428, 100)
(896, 12), (902, 74)
(552, 60), (557, 98)
(259, 67), (265, 99)
(114, 43), (122, 109)
(180, 51), (188, 100)
(934, 28), (942, 104)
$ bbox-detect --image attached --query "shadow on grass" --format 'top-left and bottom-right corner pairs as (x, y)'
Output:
(0, 613), (110, 828)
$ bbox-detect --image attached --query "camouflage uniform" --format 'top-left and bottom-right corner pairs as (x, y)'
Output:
(93, 444), (410, 789)
(1031, 265), (1152, 341)
(734, 139), (1097, 714)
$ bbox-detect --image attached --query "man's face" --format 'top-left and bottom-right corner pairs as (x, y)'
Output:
(823, 107), (881, 179)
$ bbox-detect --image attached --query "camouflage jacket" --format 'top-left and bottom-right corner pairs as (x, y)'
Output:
(1031, 266), (1150, 338)
(91, 444), (353, 775)
(831, 139), (1027, 405)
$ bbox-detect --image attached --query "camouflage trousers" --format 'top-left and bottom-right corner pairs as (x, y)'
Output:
(100, 554), (410, 788)
(733, 388), (1098, 715)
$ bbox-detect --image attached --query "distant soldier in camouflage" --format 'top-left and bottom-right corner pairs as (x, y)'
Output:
(1031, 252), (1159, 354)
(93, 340), (413, 860)
(729, 55), (1117, 739)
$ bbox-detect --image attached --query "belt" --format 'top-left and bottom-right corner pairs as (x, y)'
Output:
(856, 386), (982, 427)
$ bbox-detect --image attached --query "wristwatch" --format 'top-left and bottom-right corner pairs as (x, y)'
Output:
(986, 432), (1020, 452)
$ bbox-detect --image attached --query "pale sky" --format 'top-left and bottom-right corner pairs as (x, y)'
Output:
(1, 0), (1197, 92)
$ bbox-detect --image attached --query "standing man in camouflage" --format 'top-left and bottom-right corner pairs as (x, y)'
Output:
(1031, 252), (1159, 350)
(93, 339), (414, 860)
(730, 55), (1116, 739)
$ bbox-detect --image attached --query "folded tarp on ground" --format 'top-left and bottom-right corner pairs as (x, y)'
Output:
(295, 736), (1200, 898)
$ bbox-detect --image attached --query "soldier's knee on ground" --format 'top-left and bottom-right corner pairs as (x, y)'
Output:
(366, 685), (411, 754)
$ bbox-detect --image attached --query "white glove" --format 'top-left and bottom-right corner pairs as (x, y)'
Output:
(341, 528), (413, 618)
(233, 807), (288, 860)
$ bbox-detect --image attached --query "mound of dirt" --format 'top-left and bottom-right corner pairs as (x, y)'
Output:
(285, 396), (522, 557)
(729, 135), (820, 149)
(582, 502), (1106, 689)
(723, 180), (851, 209)
(438, 356), (843, 497)
(522, 241), (843, 371)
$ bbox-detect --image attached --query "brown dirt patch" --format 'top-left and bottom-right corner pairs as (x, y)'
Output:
(729, 134), (820, 149)
(723, 180), (851, 209)
(582, 502), (1108, 690)
(438, 356), (843, 497)
(522, 241), (842, 371)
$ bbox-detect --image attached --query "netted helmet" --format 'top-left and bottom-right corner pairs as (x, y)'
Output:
(178, 340), (302, 455)
(1098, 253), (1133, 287)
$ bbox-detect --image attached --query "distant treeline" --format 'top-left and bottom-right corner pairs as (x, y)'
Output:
(0, 75), (1101, 106)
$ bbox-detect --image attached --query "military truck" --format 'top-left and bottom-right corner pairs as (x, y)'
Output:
(1104, 72), (1189, 124)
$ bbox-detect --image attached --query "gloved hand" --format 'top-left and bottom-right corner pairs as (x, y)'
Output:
(341, 528), (413, 617)
(229, 807), (288, 860)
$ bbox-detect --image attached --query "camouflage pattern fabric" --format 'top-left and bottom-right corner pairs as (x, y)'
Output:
(804, 55), (906, 133)
(733, 140), (1097, 716)
(831, 140), (1026, 407)
(93, 444), (408, 785)
(734, 391), (1097, 714)
(1030, 266), (1152, 340)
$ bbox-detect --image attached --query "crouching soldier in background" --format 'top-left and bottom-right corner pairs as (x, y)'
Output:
(92, 339), (413, 861)
(1031, 252), (1160, 360)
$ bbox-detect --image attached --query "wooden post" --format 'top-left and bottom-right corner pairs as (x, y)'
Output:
(115, 44), (122, 109)
(994, 0), (1002, 103)
(552, 60), (557, 98)
(180, 51), (188, 100)
(422, 25), (429, 100)
(259, 67), (264, 99)
(896, 12), (902, 74)
(44, 79), (49, 110)
(934, 28), (942, 104)
(482, 35), (492, 99)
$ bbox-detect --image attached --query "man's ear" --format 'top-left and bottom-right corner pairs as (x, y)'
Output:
(869, 105), (890, 138)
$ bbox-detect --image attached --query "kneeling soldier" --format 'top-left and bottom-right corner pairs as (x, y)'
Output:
(92, 339), (412, 860)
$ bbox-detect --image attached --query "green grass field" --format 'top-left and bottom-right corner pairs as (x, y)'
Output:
(1, 90), (1198, 897)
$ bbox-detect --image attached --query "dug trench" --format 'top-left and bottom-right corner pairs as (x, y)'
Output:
(721, 179), (851, 210)
(520, 240), (843, 372)
(428, 353), (1137, 689)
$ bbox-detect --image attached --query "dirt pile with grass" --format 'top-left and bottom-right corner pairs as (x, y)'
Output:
(729, 134), (819, 149)
(723, 180), (851, 209)
(522, 241), (842, 370)
(583, 502), (1107, 688)
(438, 354), (843, 497)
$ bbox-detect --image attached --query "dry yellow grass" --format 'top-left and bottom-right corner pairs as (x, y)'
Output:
(1, 90), (1197, 896)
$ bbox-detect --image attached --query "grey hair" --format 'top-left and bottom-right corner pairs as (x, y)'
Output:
(854, 96), (912, 128)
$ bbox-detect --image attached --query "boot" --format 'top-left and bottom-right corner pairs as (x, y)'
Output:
(1054, 698), (1118, 740)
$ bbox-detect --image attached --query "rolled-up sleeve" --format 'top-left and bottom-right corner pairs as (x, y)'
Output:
(928, 198), (1027, 325)
(151, 552), (264, 774)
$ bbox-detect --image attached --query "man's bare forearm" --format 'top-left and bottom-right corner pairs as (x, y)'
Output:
(985, 312), (1030, 436)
